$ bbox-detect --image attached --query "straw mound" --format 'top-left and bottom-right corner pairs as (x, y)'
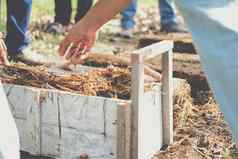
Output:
(154, 82), (236, 159)
(0, 64), (131, 99)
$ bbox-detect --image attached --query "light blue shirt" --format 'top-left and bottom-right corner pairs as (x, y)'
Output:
(176, 0), (238, 143)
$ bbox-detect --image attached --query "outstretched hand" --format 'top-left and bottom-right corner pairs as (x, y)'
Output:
(0, 33), (9, 65)
(58, 0), (131, 64)
(58, 22), (96, 64)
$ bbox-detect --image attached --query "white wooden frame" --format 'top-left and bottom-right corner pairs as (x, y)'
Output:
(2, 40), (174, 159)
(131, 40), (173, 159)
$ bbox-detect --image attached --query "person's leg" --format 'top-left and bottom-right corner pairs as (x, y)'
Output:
(121, 0), (137, 30)
(120, 0), (137, 38)
(6, 0), (47, 65)
(159, 0), (177, 27)
(54, 0), (72, 25)
(159, 0), (186, 32)
(46, 0), (72, 35)
(75, 0), (93, 22)
(6, 0), (32, 55)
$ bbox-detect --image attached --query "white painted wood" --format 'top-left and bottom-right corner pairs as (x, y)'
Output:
(140, 85), (162, 159)
(144, 65), (161, 81)
(162, 49), (173, 145)
(0, 82), (20, 159)
(3, 85), (38, 120)
(1, 78), (183, 159)
(1, 40), (175, 159)
(130, 40), (174, 159)
(41, 92), (121, 159)
(3, 85), (41, 155)
(3, 84), (124, 159)
(124, 104), (132, 159)
(133, 40), (174, 60)
(131, 53), (144, 159)
(116, 102), (132, 159)
(117, 103), (126, 159)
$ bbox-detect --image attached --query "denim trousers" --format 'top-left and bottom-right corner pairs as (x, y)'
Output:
(121, 0), (137, 30)
(159, 0), (177, 26)
(6, 0), (32, 55)
(121, 0), (177, 29)
(54, 0), (93, 25)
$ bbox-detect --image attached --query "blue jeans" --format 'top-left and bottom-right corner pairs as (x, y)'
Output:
(121, 0), (177, 29)
(121, 0), (137, 30)
(159, 0), (177, 26)
(54, 0), (93, 25)
(6, 0), (32, 55)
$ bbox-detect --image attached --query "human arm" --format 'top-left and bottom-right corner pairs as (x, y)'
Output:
(58, 0), (131, 64)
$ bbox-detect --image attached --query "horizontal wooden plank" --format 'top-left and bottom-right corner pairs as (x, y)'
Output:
(41, 125), (117, 159)
(2, 83), (124, 158)
(133, 40), (174, 61)
(1, 76), (188, 159)
(3, 85), (39, 119)
(41, 91), (120, 136)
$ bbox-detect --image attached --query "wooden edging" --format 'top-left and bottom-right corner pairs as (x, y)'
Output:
(131, 40), (173, 159)
(133, 40), (174, 61)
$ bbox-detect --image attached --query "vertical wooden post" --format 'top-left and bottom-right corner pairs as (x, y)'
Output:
(117, 102), (132, 159)
(131, 53), (144, 159)
(130, 40), (173, 157)
(117, 103), (126, 159)
(161, 49), (173, 145)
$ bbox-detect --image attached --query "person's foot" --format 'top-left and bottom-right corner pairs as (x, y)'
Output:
(119, 28), (133, 39)
(45, 22), (69, 34)
(8, 48), (46, 66)
(161, 23), (188, 33)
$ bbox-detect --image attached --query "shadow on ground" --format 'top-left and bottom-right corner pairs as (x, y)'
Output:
(21, 151), (53, 159)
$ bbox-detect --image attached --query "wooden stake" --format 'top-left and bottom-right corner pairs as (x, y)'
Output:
(162, 49), (173, 145)
(130, 40), (174, 158)
(131, 53), (144, 159)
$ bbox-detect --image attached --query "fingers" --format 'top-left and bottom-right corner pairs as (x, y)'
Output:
(0, 41), (8, 65)
(70, 47), (90, 64)
(58, 28), (95, 65)
(72, 44), (90, 62)
(74, 45), (89, 57)
(63, 43), (74, 60)
(71, 43), (81, 58)
(0, 32), (3, 38)
(0, 39), (7, 51)
(0, 34), (9, 65)
(0, 40), (4, 65)
(62, 39), (90, 59)
(59, 38), (70, 57)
